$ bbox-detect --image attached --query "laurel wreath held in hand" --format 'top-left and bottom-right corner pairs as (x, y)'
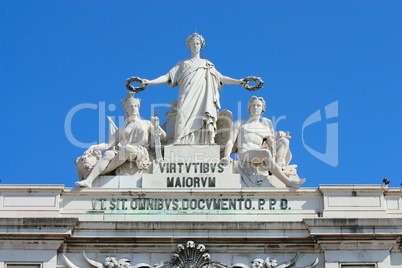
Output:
(242, 76), (264, 91)
(126, 76), (263, 92)
(126, 77), (146, 92)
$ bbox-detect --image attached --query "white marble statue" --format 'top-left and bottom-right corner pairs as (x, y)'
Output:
(75, 92), (166, 188)
(140, 33), (251, 144)
(222, 96), (305, 188)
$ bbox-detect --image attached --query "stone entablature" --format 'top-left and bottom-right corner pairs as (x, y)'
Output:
(1, 183), (402, 268)
(0, 215), (401, 267)
(0, 184), (400, 221)
(0, 185), (401, 268)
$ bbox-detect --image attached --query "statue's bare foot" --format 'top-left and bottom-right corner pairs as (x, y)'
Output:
(75, 179), (92, 188)
(287, 177), (306, 188)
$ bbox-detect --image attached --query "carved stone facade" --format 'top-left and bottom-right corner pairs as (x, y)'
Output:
(63, 241), (317, 268)
(0, 184), (401, 268)
(1, 34), (400, 268)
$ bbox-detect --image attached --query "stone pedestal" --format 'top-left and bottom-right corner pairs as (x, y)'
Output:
(145, 144), (242, 188)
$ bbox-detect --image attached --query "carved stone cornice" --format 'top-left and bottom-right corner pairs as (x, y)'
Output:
(0, 217), (78, 250)
(303, 218), (402, 250)
(0, 218), (79, 240)
(62, 221), (316, 250)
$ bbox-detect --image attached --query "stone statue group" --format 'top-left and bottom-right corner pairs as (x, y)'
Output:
(75, 33), (305, 188)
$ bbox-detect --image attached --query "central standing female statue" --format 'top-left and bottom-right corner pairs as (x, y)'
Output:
(142, 33), (248, 144)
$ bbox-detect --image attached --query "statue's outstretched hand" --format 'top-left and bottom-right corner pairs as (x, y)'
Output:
(241, 76), (264, 91)
(126, 77), (146, 92)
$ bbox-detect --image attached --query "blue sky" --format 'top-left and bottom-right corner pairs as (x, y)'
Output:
(1, 0), (401, 188)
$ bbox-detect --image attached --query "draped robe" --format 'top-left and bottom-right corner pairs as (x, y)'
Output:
(168, 58), (222, 144)
(117, 119), (150, 169)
